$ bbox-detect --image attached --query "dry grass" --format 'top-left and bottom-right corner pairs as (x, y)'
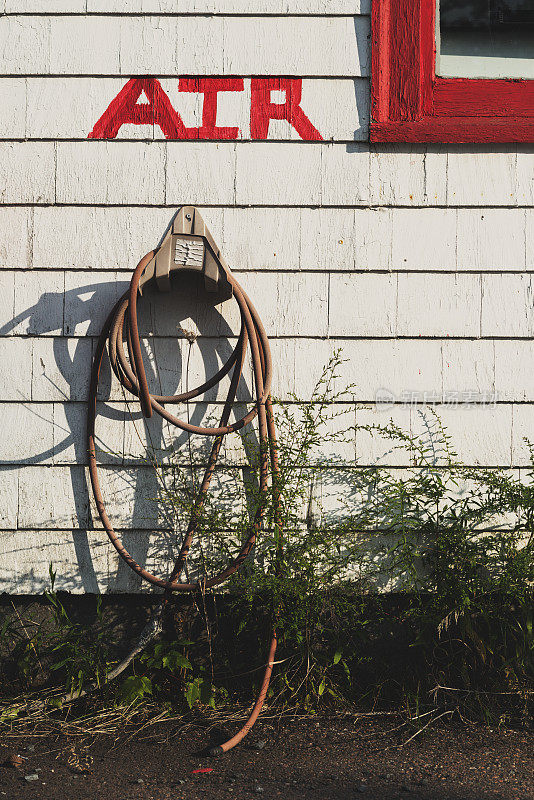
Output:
(0, 695), (185, 742)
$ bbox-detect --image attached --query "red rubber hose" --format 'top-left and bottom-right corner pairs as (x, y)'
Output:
(87, 250), (282, 753)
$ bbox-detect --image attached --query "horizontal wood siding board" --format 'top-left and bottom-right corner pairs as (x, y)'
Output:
(7, 1), (371, 13)
(0, 334), (532, 407)
(1, 141), (532, 207)
(0, 401), (525, 473)
(0, 405), (526, 469)
(0, 205), (527, 273)
(0, 204), (532, 277)
(0, 335), (532, 403)
(8, 268), (534, 339)
(0, 16), (371, 77)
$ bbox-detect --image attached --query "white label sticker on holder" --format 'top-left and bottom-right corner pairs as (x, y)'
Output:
(174, 236), (205, 268)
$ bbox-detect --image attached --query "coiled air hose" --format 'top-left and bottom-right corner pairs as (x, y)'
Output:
(87, 228), (282, 755)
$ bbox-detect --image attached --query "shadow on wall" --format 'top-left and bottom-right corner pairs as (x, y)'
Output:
(0, 215), (260, 594)
(352, 14), (370, 144)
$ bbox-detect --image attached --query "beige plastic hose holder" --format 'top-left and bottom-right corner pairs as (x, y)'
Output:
(138, 205), (233, 300)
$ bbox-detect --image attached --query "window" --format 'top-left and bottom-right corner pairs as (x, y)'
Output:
(371, 0), (534, 142)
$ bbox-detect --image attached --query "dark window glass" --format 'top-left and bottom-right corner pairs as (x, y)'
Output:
(438, 0), (534, 78)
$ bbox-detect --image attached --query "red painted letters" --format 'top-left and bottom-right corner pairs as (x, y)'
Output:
(89, 77), (322, 140)
(250, 78), (322, 140)
(178, 78), (244, 139)
(88, 78), (192, 139)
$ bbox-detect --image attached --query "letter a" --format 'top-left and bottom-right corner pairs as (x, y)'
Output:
(89, 78), (192, 139)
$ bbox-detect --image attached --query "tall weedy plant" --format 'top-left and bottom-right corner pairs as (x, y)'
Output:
(146, 351), (534, 717)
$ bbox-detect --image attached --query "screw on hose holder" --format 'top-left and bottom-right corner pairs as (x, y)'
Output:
(138, 205), (233, 300)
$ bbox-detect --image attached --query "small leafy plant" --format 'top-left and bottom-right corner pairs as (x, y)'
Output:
(0, 565), (113, 711)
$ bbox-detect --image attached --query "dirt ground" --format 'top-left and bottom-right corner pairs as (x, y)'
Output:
(1, 715), (533, 800)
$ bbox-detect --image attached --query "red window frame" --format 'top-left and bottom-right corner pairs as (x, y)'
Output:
(370, 0), (534, 142)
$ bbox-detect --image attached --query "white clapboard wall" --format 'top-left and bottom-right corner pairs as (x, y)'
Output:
(0, 1), (533, 593)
